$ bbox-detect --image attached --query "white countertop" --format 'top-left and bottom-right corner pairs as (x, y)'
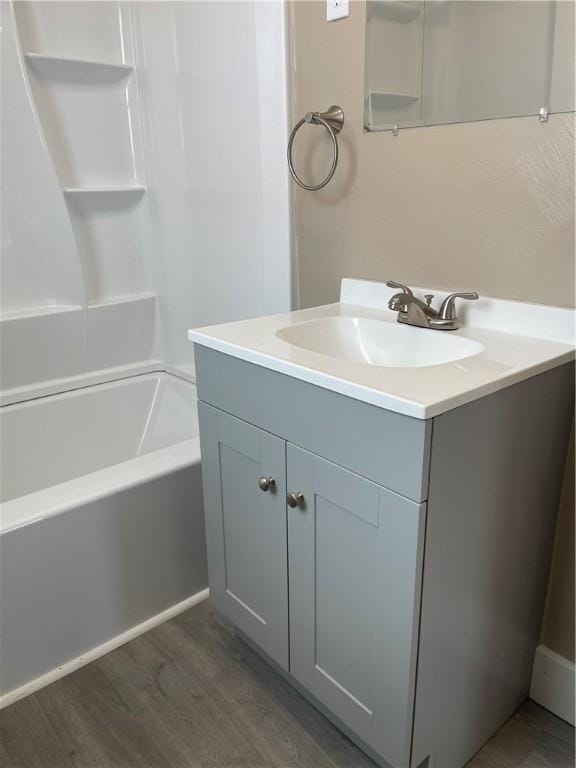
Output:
(188, 279), (575, 420)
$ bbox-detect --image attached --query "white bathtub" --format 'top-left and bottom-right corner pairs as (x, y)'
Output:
(0, 373), (207, 704)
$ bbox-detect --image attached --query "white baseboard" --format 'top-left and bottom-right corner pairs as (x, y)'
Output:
(0, 588), (209, 710)
(530, 644), (575, 726)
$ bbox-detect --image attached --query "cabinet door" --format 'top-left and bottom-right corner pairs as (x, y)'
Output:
(287, 444), (425, 767)
(199, 403), (288, 669)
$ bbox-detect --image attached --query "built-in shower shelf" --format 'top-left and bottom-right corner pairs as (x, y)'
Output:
(25, 53), (133, 80)
(0, 304), (83, 322)
(63, 186), (146, 198)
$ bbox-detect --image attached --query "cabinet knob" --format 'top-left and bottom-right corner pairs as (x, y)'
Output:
(258, 476), (276, 492)
(287, 491), (305, 509)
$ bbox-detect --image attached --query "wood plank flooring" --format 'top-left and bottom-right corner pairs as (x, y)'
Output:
(1, 601), (574, 768)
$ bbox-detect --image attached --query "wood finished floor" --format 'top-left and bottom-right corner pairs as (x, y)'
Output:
(1, 601), (574, 768)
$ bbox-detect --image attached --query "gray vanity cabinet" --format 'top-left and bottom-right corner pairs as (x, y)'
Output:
(199, 398), (424, 768)
(198, 403), (289, 670)
(196, 345), (574, 768)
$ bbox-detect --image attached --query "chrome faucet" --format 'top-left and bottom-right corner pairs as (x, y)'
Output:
(386, 281), (478, 331)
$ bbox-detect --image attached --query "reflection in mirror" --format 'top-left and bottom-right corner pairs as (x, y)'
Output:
(364, 0), (575, 132)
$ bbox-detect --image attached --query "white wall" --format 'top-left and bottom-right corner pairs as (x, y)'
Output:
(136, 1), (291, 376)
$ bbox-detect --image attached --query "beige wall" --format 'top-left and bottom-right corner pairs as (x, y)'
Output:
(289, 1), (575, 310)
(290, 0), (575, 662)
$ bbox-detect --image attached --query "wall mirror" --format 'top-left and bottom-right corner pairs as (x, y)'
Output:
(364, 0), (575, 132)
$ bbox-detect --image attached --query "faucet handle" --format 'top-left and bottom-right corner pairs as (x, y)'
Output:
(438, 292), (479, 320)
(386, 280), (414, 296)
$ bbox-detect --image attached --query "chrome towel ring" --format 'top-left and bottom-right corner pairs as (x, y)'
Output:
(287, 105), (344, 191)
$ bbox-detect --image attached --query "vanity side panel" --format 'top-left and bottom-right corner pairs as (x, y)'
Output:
(194, 345), (432, 503)
(411, 363), (574, 768)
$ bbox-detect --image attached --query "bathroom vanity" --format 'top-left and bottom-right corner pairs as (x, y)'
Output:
(190, 279), (574, 768)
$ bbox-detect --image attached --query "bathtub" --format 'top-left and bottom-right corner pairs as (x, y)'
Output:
(0, 373), (208, 705)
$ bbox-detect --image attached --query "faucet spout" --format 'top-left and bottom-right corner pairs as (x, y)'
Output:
(388, 293), (437, 327)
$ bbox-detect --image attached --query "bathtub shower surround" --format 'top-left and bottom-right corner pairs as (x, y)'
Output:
(0, 0), (290, 706)
(1, 0), (290, 402)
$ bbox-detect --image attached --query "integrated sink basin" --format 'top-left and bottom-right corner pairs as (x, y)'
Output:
(189, 278), (574, 418)
(276, 316), (485, 368)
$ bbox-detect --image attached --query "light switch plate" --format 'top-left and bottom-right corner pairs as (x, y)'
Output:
(327, 0), (349, 22)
